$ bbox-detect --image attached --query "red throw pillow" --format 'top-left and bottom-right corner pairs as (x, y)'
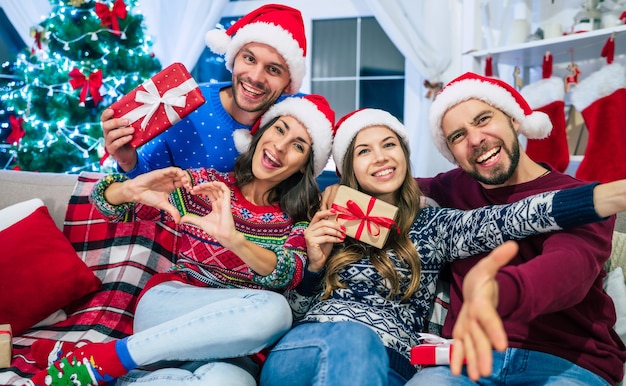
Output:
(0, 200), (102, 335)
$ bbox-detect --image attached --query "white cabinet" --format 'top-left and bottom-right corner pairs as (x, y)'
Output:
(465, 24), (626, 73)
(460, 0), (626, 77)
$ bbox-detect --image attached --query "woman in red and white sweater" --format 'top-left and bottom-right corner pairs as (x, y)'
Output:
(29, 94), (336, 386)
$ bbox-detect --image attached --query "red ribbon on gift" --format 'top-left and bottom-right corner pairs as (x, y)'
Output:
(6, 116), (25, 144)
(69, 68), (103, 106)
(332, 197), (399, 240)
(95, 0), (127, 36)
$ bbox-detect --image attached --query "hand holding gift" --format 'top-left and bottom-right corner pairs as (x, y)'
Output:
(107, 62), (206, 152)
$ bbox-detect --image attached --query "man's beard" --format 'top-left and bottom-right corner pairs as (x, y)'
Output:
(233, 77), (281, 114)
(468, 137), (520, 186)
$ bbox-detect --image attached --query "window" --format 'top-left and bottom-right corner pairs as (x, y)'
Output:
(311, 17), (405, 120)
(191, 14), (405, 186)
(192, 16), (406, 121)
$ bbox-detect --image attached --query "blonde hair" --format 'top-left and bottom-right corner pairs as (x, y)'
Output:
(322, 131), (422, 300)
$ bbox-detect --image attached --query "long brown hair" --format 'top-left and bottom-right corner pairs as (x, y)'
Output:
(233, 117), (321, 222)
(322, 130), (422, 300)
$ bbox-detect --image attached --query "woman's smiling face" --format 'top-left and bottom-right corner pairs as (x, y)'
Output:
(351, 125), (406, 202)
(252, 115), (312, 187)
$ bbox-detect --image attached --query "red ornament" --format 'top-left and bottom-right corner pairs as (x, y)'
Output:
(69, 68), (103, 106)
(95, 0), (127, 36)
(485, 55), (493, 77)
(6, 116), (25, 144)
(601, 34), (615, 64)
(564, 64), (581, 93)
(542, 52), (553, 79)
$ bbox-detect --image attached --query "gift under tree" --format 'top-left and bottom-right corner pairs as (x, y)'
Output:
(520, 52), (569, 172)
(570, 36), (626, 183)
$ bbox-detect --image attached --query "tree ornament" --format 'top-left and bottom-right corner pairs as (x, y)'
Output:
(564, 63), (581, 92)
(29, 25), (48, 54)
(423, 80), (443, 99)
(69, 0), (87, 6)
(513, 66), (523, 90)
(484, 54), (493, 77)
(601, 33), (615, 64)
(6, 116), (25, 145)
(68, 68), (103, 106)
(542, 51), (553, 78)
(95, 0), (128, 36)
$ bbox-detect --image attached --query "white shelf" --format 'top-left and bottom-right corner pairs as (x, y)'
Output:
(466, 24), (626, 67)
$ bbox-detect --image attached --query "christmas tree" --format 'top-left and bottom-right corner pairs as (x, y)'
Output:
(1, 0), (161, 173)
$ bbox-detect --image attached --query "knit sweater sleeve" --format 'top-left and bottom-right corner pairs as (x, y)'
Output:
(252, 221), (309, 290)
(414, 183), (603, 262)
(89, 173), (166, 222)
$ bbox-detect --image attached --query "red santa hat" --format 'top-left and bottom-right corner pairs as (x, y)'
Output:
(233, 94), (336, 177)
(429, 72), (553, 163)
(332, 108), (408, 173)
(205, 3), (306, 92)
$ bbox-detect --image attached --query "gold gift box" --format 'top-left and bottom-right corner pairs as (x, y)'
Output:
(331, 185), (399, 249)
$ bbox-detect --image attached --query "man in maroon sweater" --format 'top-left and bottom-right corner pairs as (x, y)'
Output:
(407, 72), (626, 385)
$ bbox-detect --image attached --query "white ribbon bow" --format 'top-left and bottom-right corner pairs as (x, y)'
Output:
(418, 333), (454, 364)
(122, 77), (199, 130)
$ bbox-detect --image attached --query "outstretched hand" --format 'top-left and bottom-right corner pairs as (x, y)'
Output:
(450, 240), (518, 381)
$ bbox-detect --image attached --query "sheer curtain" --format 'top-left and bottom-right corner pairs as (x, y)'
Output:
(365, 0), (456, 176)
(0, 0), (228, 70)
(141, 0), (228, 68)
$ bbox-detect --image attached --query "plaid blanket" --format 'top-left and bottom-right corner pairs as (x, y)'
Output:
(0, 172), (179, 384)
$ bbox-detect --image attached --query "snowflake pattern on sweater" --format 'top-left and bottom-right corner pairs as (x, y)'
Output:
(286, 188), (595, 363)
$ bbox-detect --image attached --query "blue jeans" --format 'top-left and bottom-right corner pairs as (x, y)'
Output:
(114, 281), (292, 386)
(405, 347), (610, 386)
(259, 321), (406, 386)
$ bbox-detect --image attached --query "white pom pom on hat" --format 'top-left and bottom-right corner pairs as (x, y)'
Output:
(429, 72), (553, 163)
(205, 3), (307, 92)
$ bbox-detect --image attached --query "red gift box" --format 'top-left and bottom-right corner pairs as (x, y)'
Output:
(410, 333), (463, 366)
(330, 185), (399, 249)
(110, 62), (206, 149)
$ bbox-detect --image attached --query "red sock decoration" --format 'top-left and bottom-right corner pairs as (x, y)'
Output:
(571, 46), (626, 183)
(29, 338), (136, 386)
(520, 53), (569, 172)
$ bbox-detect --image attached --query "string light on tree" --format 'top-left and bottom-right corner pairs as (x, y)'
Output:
(1, 0), (161, 173)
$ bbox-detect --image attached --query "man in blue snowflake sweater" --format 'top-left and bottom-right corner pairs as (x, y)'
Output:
(101, 4), (307, 177)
